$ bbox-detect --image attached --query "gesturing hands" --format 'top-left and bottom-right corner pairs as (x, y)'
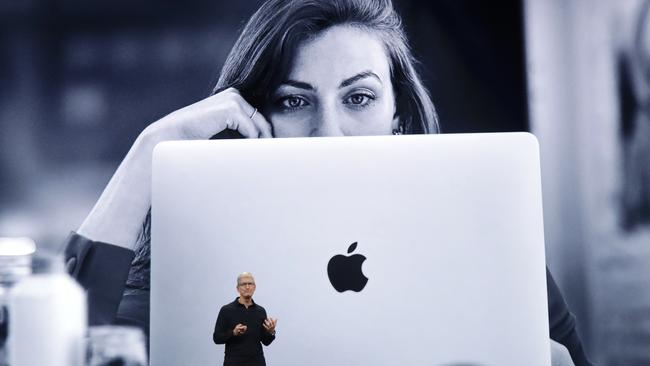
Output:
(263, 318), (277, 334)
(232, 318), (277, 337)
(233, 323), (247, 336)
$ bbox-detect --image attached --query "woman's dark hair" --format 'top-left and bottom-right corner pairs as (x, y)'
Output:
(214, 0), (440, 134)
(131, 0), (440, 286)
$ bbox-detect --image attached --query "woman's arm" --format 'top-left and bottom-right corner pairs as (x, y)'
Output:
(76, 130), (158, 250)
(547, 269), (593, 366)
(66, 88), (273, 324)
(64, 232), (135, 325)
(77, 88), (272, 249)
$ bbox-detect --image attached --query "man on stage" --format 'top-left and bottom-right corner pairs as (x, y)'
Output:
(213, 272), (277, 366)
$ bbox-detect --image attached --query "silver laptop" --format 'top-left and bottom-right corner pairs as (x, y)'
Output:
(150, 133), (550, 366)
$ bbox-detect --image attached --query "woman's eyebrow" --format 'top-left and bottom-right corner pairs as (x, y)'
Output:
(277, 70), (381, 91)
(278, 80), (314, 90)
(339, 71), (382, 88)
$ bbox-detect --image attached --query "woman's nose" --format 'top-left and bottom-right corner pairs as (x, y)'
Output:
(310, 104), (344, 137)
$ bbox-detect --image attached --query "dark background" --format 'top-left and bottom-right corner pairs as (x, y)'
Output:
(0, 0), (527, 183)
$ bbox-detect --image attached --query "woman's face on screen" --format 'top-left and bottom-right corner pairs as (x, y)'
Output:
(265, 25), (399, 137)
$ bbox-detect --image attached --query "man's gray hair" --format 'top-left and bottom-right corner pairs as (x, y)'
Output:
(237, 272), (255, 286)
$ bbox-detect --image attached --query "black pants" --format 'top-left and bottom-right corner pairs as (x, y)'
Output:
(223, 354), (266, 366)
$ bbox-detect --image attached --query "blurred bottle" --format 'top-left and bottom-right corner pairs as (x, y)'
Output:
(0, 237), (36, 366)
(9, 254), (86, 366)
(88, 326), (147, 366)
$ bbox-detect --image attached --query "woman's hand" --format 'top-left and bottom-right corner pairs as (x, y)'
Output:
(143, 87), (272, 142)
(78, 88), (271, 250)
(550, 339), (575, 366)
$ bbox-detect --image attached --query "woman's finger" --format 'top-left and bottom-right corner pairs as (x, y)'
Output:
(223, 107), (261, 138)
(251, 110), (273, 138)
(230, 92), (273, 138)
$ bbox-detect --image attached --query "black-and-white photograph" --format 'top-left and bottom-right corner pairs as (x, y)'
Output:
(1, 0), (648, 365)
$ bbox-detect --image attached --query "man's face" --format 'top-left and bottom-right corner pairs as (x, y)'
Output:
(237, 276), (256, 299)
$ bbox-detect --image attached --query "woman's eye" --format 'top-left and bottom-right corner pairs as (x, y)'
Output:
(344, 93), (375, 108)
(279, 96), (309, 110)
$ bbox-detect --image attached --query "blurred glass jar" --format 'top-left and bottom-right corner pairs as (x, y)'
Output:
(88, 326), (148, 366)
(0, 237), (35, 366)
(10, 254), (86, 366)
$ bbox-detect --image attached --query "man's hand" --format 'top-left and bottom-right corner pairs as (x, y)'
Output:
(263, 318), (277, 334)
(551, 339), (575, 366)
(233, 323), (247, 336)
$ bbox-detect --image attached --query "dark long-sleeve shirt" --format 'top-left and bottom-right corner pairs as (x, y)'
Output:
(213, 298), (276, 358)
(62, 231), (593, 365)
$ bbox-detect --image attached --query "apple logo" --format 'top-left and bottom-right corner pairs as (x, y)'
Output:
(327, 242), (368, 292)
